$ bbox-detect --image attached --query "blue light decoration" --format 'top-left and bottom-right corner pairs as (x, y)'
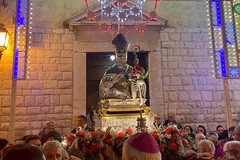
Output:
(230, 67), (239, 77)
(208, 0), (240, 78)
(13, 0), (33, 80)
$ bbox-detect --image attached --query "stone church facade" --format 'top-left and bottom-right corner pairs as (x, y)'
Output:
(0, 0), (239, 140)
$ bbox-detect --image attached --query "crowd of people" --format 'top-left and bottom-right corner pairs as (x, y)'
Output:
(0, 113), (240, 160)
(159, 113), (240, 160)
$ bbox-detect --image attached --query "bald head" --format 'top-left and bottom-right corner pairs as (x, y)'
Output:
(167, 113), (175, 122)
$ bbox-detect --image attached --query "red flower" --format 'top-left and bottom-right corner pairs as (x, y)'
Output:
(116, 139), (122, 145)
(76, 131), (85, 138)
(102, 148), (108, 157)
(189, 141), (193, 147)
(91, 131), (98, 137)
(164, 128), (173, 135)
(160, 144), (166, 152)
(65, 134), (74, 141)
(86, 148), (92, 155)
(106, 139), (113, 145)
(152, 131), (159, 142)
(100, 133), (105, 139)
(118, 132), (125, 139)
(182, 139), (186, 145)
(126, 128), (133, 134)
(90, 142), (100, 152)
(170, 142), (178, 150)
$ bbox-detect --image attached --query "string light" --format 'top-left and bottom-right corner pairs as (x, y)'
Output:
(13, 0), (32, 79)
(83, 0), (162, 34)
(207, 0), (240, 78)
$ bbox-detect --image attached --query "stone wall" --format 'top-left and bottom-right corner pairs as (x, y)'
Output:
(0, 0), (240, 140)
(0, 28), (75, 139)
(159, 27), (239, 131)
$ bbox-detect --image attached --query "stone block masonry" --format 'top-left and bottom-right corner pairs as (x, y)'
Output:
(0, 26), (239, 139)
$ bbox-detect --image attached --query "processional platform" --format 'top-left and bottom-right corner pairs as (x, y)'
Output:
(94, 99), (156, 131)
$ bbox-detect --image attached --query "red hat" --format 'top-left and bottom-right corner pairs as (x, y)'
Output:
(127, 132), (159, 153)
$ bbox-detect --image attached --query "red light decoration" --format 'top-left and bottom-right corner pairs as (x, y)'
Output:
(84, 0), (89, 8)
(135, 22), (146, 35)
(238, 50), (240, 56)
(116, 0), (129, 7)
(116, 25), (131, 35)
(86, 9), (96, 21)
(148, 11), (157, 20)
(81, 0), (163, 34)
(98, 22), (112, 32)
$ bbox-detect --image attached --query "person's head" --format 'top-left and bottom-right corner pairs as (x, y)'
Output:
(42, 140), (62, 160)
(154, 115), (161, 125)
(167, 113), (175, 122)
(218, 129), (229, 141)
(207, 131), (218, 137)
(25, 135), (42, 147)
(133, 57), (139, 65)
(182, 150), (198, 160)
(219, 155), (237, 160)
(184, 125), (194, 135)
(197, 125), (207, 136)
(122, 132), (162, 160)
(112, 33), (130, 66)
(77, 115), (87, 128)
(197, 139), (215, 158)
(195, 133), (206, 144)
(2, 143), (45, 160)
(46, 121), (55, 131)
(41, 131), (62, 145)
(229, 126), (235, 137)
(0, 139), (9, 158)
(233, 124), (240, 141)
(223, 141), (240, 160)
(14, 138), (24, 145)
(216, 125), (224, 135)
(207, 134), (218, 146)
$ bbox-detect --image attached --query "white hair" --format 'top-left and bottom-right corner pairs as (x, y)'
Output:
(42, 140), (62, 152)
(223, 141), (240, 152)
(197, 139), (215, 156)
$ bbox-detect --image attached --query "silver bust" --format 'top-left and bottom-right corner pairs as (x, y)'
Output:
(99, 33), (133, 100)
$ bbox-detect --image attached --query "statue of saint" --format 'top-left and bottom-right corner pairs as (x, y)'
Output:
(99, 33), (133, 100)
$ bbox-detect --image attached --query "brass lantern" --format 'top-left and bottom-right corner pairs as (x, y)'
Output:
(0, 23), (10, 60)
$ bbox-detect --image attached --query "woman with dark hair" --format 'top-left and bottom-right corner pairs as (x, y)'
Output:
(197, 125), (207, 136)
(184, 125), (195, 139)
(2, 143), (45, 160)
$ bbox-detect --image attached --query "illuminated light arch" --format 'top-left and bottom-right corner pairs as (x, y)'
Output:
(207, 0), (240, 78)
(65, 0), (168, 34)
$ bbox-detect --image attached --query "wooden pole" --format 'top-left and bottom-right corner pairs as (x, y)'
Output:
(8, 80), (17, 143)
(223, 79), (232, 129)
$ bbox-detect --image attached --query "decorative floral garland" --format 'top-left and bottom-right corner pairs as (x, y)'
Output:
(62, 125), (195, 160)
